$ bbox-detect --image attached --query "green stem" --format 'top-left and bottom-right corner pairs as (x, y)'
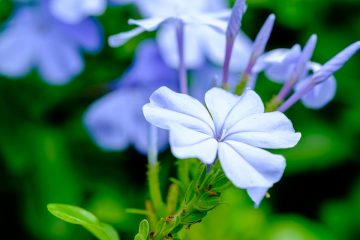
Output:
(150, 163), (230, 240)
(147, 163), (166, 218)
(234, 74), (250, 96)
(177, 160), (190, 190)
(265, 95), (283, 112)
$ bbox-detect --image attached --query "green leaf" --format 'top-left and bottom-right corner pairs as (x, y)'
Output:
(47, 204), (120, 240)
(138, 219), (149, 237)
(47, 203), (98, 225)
(134, 234), (146, 240)
(85, 223), (120, 240)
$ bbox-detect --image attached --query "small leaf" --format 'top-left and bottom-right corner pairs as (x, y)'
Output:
(134, 234), (146, 240)
(85, 223), (120, 240)
(47, 204), (120, 240)
(47, 203), (98, 225)
(139, 219), (149, 237)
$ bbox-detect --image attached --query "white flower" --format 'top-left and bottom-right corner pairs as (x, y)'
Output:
(143, 87), (301, 206)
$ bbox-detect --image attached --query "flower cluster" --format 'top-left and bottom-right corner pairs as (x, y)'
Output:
(108, 0), (359, 206)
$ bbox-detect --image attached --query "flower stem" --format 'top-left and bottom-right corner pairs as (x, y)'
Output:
(147, 162), (166, 218)
(149, 163), (230, 240)
(222, 37), (235, 89)
(176, 22), (188, 94)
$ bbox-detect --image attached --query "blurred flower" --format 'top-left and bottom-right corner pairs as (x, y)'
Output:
(50, 0), (107, 23)
(143, 87), (301, 206)
(110, 0), (252, 71)
(0, 1), (102, 84)
(49, 0), (133, 23)
(84, 40), (178, 154)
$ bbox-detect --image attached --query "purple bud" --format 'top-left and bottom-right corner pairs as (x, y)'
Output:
(250, 14), (275, 62)
(278, 41), (360, 112)
(226, 0), (246, 41)
(223, 0), (246, 86)
(312, 41), (360, 83)
(291, 34), (317, 81)
(278, 34), (317, 100)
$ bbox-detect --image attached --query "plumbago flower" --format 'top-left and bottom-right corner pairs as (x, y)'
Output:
(253, 35), (336, 109)
(279, 41), (360, 112)
(143, 87), (301, 206)
(84, 40), (178, 154)
(109, 0), (252, 71)
(0, 1), (102, 84)
(50, 0), (133, 23)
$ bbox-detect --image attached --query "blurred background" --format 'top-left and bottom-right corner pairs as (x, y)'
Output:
(0, 0), (359, 239)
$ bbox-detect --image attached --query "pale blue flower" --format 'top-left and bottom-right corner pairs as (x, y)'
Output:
(143, 86), (301, 206)
(0, 1), (102, 84)
(84, 40), (178, 154)
(109, 0), (252, 71)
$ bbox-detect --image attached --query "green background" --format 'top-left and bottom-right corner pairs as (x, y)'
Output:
(0, 0), (359, 239)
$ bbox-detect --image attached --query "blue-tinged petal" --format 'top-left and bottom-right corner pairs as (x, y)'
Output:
(221, 90), (264, 134)
(156, 24), (204, 69)
(254, 45), (301, 83)
(192, 14), (228, 32)
(108, 27), (145, 47)
(84, 89), (132, 151)
(247, 187), (269, 207)
(203, 28), (252, 72)
(169, 123), (218, 164)
(50, 0), (106, 23)
(143, 87), (215, 135)
(204, 88), (238, 134)
(0, 27), (36, 77)
(60, 18), (103, 52)
(224, 112), (301, 149)
(218, 141), (285, 189)
(296, 63), (337, 109)
(37, 36), (83, 85)
(129, 17), (169, 30)
(109, 17), (167, 47)
(300, 77), (336, 109)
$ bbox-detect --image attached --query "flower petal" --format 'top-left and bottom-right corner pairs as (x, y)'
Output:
(299, 76), (336, 109)
(169, 123), (218, 164)
(225, 111), (301, 149)
(220, 90), (265, 134)
(37, 37), (83, 85)
(108, 27), (145, 47)
(204, 87), (238, 133)
(60, 18), (103, 52)
(192, 14), (228, 32)
(109, 15), (168, 47)
(129, 17), (168, 31)
(84, 89), (133, 151)
(0, 27), (36, 77)
(253, 45), (301, 83)
(218, 141), (285, 189)
(143, 87), (215, 135)
(156, 24), (205, 69)
(246, 187), (269, 207)
(203, 28), (252, 72)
